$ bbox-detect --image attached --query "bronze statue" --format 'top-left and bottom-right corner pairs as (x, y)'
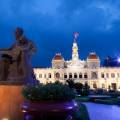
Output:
(0, 27), (37, 85)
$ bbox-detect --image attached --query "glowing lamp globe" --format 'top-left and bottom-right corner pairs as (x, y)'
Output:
(118, 58), (120, 63)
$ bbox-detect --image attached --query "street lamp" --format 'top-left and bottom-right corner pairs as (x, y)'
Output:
(118, 58), (120, 63)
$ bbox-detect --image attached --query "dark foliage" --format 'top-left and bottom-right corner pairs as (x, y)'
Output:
(66, 79), (90, 96)
(66, 79), (74, 88)
(74, 83), (83, 95)
(22, 81), (75, 101)
(82, 82), (90, 96)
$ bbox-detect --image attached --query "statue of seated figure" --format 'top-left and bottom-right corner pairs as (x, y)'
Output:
(0, 27), (37, 85)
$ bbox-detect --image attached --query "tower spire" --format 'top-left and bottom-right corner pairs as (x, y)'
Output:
(72, 32), (79, 61)
(74, 38), (76, 43)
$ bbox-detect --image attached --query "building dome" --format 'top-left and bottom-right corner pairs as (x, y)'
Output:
(53, 53), (64, 60)
(88, 52), (99, 59)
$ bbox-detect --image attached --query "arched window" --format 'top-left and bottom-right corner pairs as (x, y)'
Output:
(48, 73), (52, 78)
(93, 82), (97, 89)
(74, 73), (77, 79)
(64, 73), (67, 79)
(55, 72), (60, 79)
(111, 73), (115, 78)
(84, 73), (88, 79)
(91, 72), (98, 79)
(69, 73), (72, 78)
(79, 73), (82, 78)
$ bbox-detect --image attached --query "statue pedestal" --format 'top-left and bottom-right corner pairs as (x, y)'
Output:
(0, 82), (24, 120)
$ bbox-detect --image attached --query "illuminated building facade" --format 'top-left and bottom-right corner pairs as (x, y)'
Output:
(34, 35), (120, 91)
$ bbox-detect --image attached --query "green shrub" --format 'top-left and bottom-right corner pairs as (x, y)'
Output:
(76, 96), (90, 102)
(74, 83), (83, 95)
(22, 82), (75, 101)
(81, 83), (90, 96)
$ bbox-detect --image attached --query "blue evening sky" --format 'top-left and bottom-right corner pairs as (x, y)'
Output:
(0, 0), (120, 67)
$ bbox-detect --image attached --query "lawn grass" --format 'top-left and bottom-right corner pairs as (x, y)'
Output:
(79, 103), (90, 120)
(93, 98), (120, 105)
(76, 96), (120, 105)
(76, 96), (90, 102)
(72, 101), (90, 120)
(94, 99), (114, 105)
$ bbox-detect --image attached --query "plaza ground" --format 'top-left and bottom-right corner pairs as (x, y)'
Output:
(84, 102), (120, 120)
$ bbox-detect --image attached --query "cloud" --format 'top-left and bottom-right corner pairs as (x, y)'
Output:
(57, 0), (120, 31)
(0, 0), (120, 66)
(0, 0), (120, 32)
(91, 0), (120, 31)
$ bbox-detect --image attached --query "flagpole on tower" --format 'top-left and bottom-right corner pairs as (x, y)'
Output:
(74, 32), (79, 42)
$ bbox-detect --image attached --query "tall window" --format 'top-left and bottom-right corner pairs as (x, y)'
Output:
(74, 73), (77, 79)
(91, 72), (98, 79)
(93, 82), (97, 89)
(48, 73), (52, 78)
(84, 73), (88, 79)
(44, 74), (46, 78)
(79, 73), (82, 78)
(106, 73), (109, 78)
(101, 73), (104, 78)
(64, 73), (67, 79)
(111, 73), (115, 78)
(69, 73), (72, 78)
(39, 74), (42, 78)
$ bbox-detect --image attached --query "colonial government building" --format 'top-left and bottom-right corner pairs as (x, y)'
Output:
(34, 36), (120, 91)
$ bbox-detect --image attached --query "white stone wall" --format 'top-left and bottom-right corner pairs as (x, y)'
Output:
(34, 67), (120, 91)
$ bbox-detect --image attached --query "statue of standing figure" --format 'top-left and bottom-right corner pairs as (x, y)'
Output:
(0, 27), (37, 85)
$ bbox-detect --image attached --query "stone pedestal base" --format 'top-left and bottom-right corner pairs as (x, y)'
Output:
(0, 82), (24, 120)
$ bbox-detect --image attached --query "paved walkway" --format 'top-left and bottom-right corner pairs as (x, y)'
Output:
(84, 102), (120, 120)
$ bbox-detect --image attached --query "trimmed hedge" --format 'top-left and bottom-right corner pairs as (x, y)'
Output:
(94, 99), (114, 105)
(76, 96), (120, 105)
(76, 96), (90, 102)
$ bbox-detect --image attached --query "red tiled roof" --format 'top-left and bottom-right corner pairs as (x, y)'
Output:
(88, 53), (98, 59)
(53, 54), (63, 60)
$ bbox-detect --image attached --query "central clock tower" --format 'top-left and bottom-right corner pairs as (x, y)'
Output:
(72, 39), (79, 61)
